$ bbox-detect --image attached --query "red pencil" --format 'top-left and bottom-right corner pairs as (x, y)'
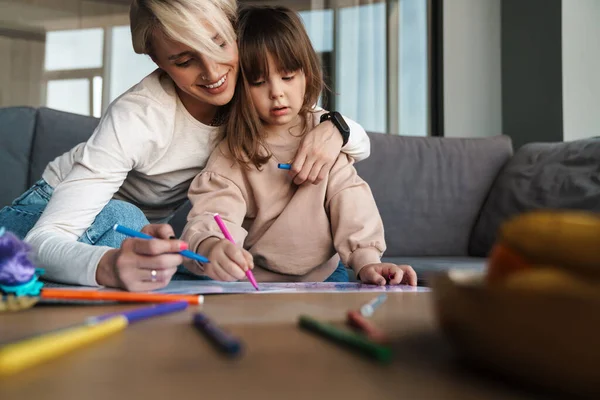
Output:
(40, 288), (204, 305)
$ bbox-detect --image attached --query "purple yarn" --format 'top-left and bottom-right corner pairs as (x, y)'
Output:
(0, 230), (36, 286)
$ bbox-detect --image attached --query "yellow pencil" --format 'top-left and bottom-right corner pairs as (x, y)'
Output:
(0, 316), (127, 376)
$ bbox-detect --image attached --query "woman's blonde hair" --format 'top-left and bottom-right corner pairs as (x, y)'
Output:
(130, 0), (237, 62)
(222, 5), (325, 169)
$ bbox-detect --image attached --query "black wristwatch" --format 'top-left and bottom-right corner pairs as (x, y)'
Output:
(320, 111), (350, 146)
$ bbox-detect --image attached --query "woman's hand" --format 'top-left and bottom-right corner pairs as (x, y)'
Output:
(201, 238), (254, 281)
(358, 263), (418, 286)
(96, 224), (185, 291)
(290, 113), (343, 185)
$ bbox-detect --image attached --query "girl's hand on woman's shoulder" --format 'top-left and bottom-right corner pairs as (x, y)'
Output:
(203, 239), (254, 282)
(96, 224), (184, 291)
(290, 112), (343, 186)
(358, 263), (418, 287)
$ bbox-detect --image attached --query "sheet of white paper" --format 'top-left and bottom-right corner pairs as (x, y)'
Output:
(42, 280), (430, 295)
(154, 281), (431, 294)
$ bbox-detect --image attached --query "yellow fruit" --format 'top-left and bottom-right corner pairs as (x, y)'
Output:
(500, 210), (600, 279)
(503, 267), (599, 297)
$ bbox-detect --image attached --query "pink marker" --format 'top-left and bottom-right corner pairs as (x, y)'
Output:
(213, 213), (260, 291)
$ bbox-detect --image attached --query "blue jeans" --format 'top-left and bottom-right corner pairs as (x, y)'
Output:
(0, 179), (149, 247)
(324, 262), (350, 282)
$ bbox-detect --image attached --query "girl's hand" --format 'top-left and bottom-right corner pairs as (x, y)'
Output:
(203, 239), (254, 282)
(358, 263), (418, 286)
(291, 113), (343, 185)
(96, 224), (185, 292)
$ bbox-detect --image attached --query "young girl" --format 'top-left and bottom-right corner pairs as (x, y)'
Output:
(0, 0), (371, 291)
(181, 6), (417, 285)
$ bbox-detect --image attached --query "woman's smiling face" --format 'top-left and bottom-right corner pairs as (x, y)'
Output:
(151, 23), (239, 109)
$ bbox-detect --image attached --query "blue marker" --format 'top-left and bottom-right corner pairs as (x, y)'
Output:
(277, 163), (291, 170)
(112, 224), (209, 263)
(89, 301), (189, 324)
(193, 313), (243, 356)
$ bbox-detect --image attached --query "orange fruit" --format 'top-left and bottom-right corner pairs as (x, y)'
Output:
(486, 242), (533, 284)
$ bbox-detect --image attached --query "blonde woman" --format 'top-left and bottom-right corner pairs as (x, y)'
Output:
(0, 0), (370, 291)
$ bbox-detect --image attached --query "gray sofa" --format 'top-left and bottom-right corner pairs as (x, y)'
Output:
(2, 107), (599, 280)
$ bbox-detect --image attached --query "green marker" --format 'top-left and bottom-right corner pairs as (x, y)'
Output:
(298, 315), (393, 363)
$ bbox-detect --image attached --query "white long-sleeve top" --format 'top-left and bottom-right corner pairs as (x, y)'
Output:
(24, 70), (371, 286)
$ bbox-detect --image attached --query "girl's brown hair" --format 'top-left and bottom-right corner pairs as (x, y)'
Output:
(220, 5), (325, 169)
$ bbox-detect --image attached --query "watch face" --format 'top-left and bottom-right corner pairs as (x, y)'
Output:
(332, 112), (350, 132)
(329, 112), (349, 133)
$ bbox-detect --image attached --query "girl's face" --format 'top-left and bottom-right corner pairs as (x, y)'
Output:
(248, 53), (306, 131)
(152, 26), (239, 111)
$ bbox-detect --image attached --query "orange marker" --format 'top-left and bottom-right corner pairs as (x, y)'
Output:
(40, 288), (204, 305)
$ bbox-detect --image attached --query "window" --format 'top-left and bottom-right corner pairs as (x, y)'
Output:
(41, 0), (432, 135)
(296, 0), (430, 135)
(44, 29), (104, 117)
(109, 26), (156, 103)
(46, 79), (91, 116)
(43, 26), (156, 118)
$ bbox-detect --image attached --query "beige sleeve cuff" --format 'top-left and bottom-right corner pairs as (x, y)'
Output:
(348, 247), (382, 278)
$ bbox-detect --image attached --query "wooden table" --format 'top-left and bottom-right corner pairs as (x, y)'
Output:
(0, 293), (548, 400)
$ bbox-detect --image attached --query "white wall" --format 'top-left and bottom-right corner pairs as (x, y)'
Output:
(0, 35), (44, 108)
(443, 0), (502, 138)
(562, 0), (600, 141)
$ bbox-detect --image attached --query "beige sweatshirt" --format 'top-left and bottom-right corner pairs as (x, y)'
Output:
(181, 134), (386, 282)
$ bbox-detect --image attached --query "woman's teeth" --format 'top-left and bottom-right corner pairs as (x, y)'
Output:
(204, 75), (226, 89)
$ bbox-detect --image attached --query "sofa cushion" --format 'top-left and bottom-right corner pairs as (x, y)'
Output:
(29, 107), (99, 186)
(356, 134), (512, 256)
(381, 256), (487, 284)
(469, 138), (600, 256)
(0, 107), (37, 207)
(170, 200), (192, 237)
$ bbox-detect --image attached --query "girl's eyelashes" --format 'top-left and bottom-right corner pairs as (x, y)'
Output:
(282, 74), (295, 81)
(175, 59), (192, 68)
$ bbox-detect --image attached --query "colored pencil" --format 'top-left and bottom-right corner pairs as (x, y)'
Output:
(193, 313), (243, 356)
(113, 224), (209, 264)
(0, 302), (188, 376)
(213, 214), (260, 291)
(298, 315), (393, 363)
(41, 288), (204, 305)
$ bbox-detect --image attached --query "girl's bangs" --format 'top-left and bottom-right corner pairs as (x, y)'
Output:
(241, 34), (304, 81)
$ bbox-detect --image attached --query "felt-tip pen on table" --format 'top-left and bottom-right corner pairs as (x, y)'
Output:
(0, 302), (188, 376)
(299, 315), (392, 363)
(360, 294), (388, 317)
(193, 313), (243, 357)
